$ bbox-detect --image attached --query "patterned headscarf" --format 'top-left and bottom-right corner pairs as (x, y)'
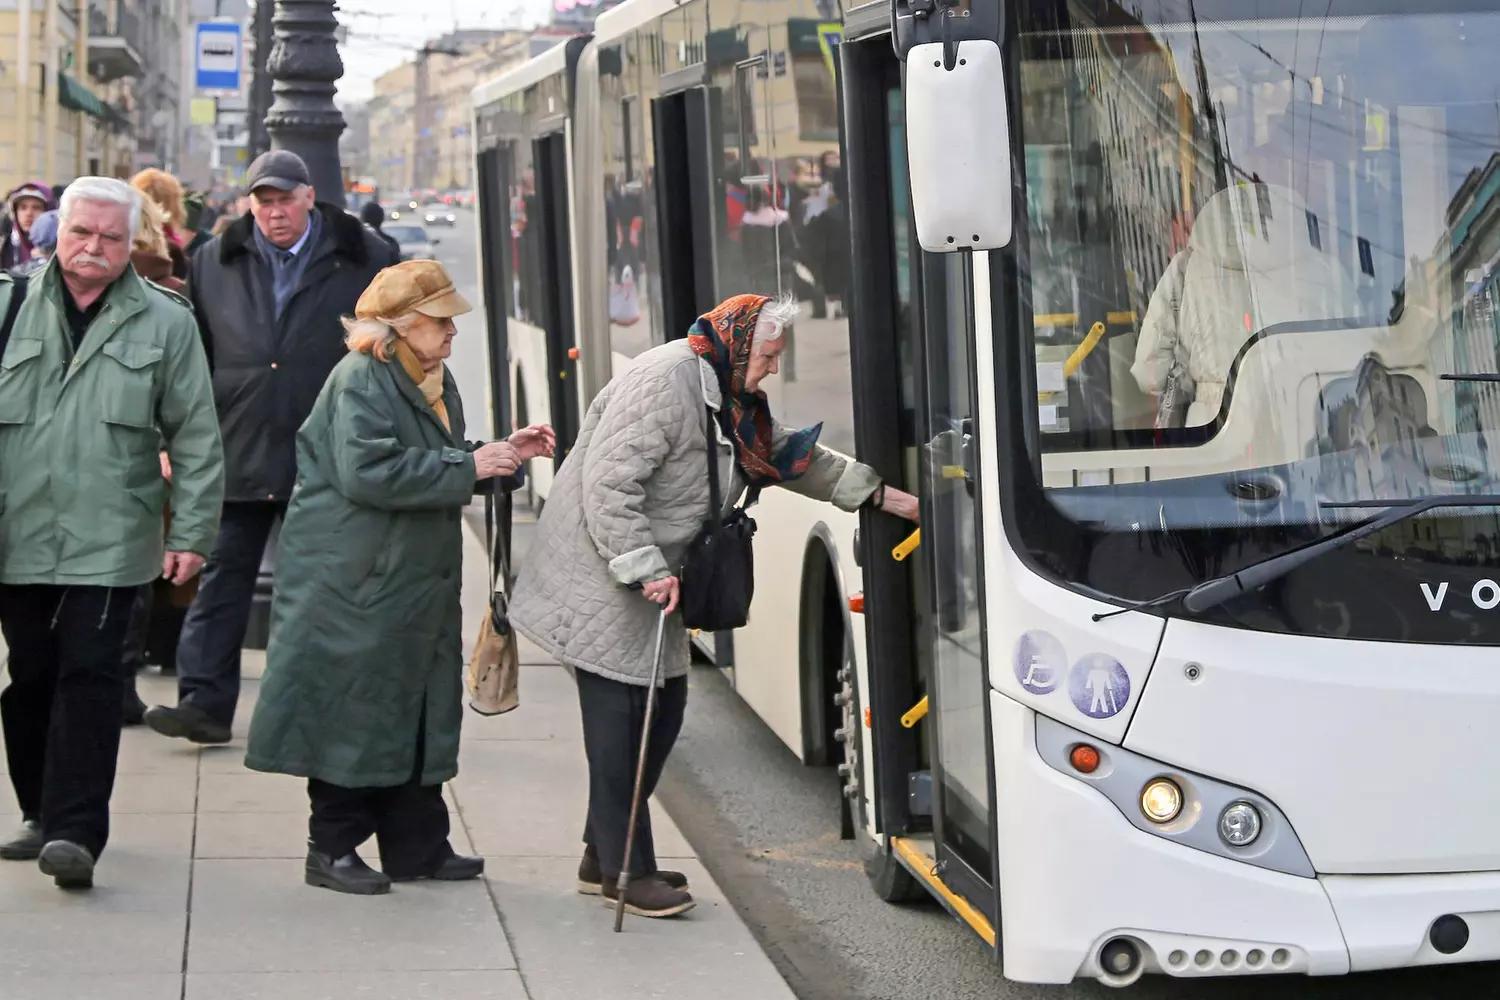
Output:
(687, 294), (821, 488)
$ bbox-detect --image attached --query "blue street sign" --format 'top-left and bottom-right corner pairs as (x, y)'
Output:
(195, 22), (242, 92)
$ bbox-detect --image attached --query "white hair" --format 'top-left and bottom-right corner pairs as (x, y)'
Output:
(756, 293), (800, 345)
(59, 176), (143, 239)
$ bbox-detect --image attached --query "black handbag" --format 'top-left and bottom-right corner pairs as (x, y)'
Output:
(679, 407), (758, 631)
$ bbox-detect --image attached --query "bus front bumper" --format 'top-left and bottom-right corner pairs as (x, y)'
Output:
(993, 692), (1500, 984)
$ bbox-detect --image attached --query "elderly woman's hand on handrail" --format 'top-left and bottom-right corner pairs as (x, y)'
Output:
(508, 423), (556, 463)
(474, 441), (521, 480)
(876, 485), (920, 523)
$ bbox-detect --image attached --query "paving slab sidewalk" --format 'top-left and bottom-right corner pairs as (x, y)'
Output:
(0, 512), (795, 1000)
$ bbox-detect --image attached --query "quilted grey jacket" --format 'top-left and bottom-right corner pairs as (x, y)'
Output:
(511, 339), (879, 686)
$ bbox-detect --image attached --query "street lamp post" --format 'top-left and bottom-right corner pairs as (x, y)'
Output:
(265, 0), (345, 207)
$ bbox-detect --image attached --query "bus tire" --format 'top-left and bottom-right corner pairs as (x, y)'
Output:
(866, 842), (924, 903)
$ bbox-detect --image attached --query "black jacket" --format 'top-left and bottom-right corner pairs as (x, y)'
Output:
(189, 204), (397, 503)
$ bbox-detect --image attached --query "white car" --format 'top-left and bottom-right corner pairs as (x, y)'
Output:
(422, 204), (457, 227)
(385, 223), (437, 261)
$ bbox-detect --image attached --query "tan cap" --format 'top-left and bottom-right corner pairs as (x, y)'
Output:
(355, 260), (472, 321)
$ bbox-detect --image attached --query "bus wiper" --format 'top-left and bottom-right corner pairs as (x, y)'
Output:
(1442, 373), (1500, 383)
(1180, 494), (1500, 614)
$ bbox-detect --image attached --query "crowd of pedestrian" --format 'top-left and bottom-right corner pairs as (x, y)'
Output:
(0, 151), (551, 893)
(0, 148), (917, 925)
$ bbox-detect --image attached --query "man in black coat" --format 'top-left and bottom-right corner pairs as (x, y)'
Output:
(144, 150), (397, 745)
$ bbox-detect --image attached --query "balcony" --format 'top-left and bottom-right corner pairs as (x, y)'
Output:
(87, 2), (143, 82)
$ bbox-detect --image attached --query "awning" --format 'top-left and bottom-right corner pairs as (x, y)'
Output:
(56, 71), (109, 120)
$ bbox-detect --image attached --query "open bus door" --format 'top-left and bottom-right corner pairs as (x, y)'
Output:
(532, 130), (581, 463)
(476, 144), (513, 440)
(650, 82), (735, 668)
(649, 86), (718, 341)
(841, 26), (1001, 952)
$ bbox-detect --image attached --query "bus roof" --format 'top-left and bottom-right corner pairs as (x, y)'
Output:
(471, 38), (579, 109)
(592, 0), (683, 45)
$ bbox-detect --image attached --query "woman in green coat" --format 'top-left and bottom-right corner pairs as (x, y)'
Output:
(245, 260), (554, 895)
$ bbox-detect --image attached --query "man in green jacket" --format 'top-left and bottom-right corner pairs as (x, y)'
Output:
(0, 177), (224, 890)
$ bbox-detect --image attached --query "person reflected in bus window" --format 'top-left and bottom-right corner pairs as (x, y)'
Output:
(1130, 180), (1359, 429)
(510, 293), (919, 919)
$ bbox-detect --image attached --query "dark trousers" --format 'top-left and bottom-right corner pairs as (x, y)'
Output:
(176, 501), (283, 726)
(306, 705), (452, 878)
(0, 584), (138, 857)
(121, 585), (151, 702)
(576, 669), (688, 879)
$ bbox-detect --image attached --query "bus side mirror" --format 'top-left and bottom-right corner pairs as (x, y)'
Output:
(905, 40), (1013, 253)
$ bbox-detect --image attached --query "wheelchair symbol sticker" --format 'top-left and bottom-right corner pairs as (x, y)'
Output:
(1068, 654), (1129, 719)
(1013, 631), (1064, 695)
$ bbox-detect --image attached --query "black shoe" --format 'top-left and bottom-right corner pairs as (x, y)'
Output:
(576, 843), (687, 895)
(390, 853), (485, 882)
(122, 690), (147, 727)
(601, 874), (695, 918)
(305, 846), (391, 895)
(0, 819), (43, 861)
(38, 840), (95, 889)
(144, 703), (231, 745)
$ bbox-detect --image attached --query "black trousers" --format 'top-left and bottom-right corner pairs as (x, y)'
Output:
(121, 585), (151, 701)
(0, 584), (137, 857)
(576, 669), (688, 879)
(176, 501), (283, 726)
(306, 706), (452, 878)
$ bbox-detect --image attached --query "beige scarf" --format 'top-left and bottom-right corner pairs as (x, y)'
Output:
(393, 339), (450, 432)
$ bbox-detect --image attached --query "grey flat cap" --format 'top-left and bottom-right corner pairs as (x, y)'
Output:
(247, 150), (311, 192)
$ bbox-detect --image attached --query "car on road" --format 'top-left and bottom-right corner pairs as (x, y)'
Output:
(422, 204), (458, 227)
(385, 223), (438, 261)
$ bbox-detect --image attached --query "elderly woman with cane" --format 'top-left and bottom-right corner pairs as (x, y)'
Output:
(511, 293), (918, 918)
(245, 260), (554, 894)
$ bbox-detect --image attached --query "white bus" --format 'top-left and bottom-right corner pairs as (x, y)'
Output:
(476, 0), (1500, 986)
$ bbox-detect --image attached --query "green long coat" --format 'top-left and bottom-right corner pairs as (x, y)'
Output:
(245, 349), (479, 788)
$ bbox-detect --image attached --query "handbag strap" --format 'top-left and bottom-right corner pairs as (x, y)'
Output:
(483, 487), (512, 599)
(702, 406), (723, 526)
(703, 406), (762, 520)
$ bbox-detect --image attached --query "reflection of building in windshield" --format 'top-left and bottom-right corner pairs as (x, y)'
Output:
(1446, 155), (1500, 447)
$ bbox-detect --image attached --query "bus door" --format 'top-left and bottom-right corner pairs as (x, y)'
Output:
(532, 129), (581, 462)
(649, 86), (719, 339)
(913, 248), (996, 920)
(844, 34), (998, 930)
(476, 144), (513, 439)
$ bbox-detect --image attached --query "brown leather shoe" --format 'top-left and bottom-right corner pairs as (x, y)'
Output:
(601, 874), (695, 918)
(576, 844), (688, 895)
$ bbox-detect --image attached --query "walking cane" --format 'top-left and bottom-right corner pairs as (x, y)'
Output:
(614, 605), (670, 932)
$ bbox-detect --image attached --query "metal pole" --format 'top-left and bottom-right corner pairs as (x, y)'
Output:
(42, 0), (59, 183)
(75, 0), (87, 177)
(16, 0), (32, 184)
(248, 0), (274, 158)
(266, 0), (345, 207)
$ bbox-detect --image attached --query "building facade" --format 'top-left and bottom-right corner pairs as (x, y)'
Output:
(366, 29), (530, 197)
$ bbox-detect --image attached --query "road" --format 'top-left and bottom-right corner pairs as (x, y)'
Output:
(465, 215), (1497, 1000)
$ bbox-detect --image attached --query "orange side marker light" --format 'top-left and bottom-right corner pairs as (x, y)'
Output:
(1070, 744), (1101, 774)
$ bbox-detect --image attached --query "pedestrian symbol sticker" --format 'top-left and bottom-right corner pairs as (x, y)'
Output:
(1013, 630), (1064, 695)
(1068, 654), (1129, 719)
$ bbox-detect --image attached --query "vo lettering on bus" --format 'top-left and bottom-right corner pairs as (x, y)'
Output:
(1420, 580), (1500, 612)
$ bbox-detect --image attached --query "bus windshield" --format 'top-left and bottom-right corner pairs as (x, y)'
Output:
(1007, 1), (1500, 642)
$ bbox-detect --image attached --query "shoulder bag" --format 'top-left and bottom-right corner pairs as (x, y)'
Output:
(680, 407), (758, 631)
(466, 487), (521, 715)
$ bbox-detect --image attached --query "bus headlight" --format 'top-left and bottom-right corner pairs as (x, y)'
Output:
(1140, 778), (1182, 824)
(1219, 801), (1262, 847)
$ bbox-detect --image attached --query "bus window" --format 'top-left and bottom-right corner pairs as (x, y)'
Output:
(1005, 1), (1500, 643)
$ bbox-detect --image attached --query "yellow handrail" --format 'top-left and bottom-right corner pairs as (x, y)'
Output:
(892, 529), (921, 562)
(1062, 321), (1108, 379)
(901, 695), (929, 729)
